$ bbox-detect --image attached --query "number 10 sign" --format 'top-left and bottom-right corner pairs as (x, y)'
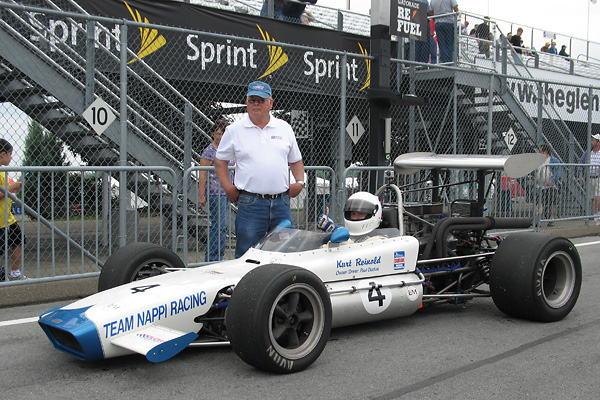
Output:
(82, 97), (117, 135)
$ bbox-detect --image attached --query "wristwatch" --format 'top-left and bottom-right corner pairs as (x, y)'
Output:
(297, 180), (306, 189)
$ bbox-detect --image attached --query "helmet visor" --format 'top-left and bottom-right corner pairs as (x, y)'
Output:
(344, 198), (377, 221)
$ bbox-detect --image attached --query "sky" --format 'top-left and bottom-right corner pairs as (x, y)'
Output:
(319, 0), (600, 58)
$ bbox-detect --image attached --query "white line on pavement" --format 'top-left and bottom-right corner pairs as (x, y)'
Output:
(0, 316), (39, 327)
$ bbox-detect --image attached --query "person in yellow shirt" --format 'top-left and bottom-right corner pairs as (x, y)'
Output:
(0, 139), (26, 280)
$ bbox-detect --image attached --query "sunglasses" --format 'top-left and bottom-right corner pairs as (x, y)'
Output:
(247, 98), (267, 104)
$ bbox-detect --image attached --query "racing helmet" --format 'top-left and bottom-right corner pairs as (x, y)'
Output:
(343, 192), (382, 236)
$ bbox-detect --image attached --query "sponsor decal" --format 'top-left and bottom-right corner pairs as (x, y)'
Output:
(406, 286), (419, 302)
(137, 332), (166, 344)
(102, 291), (206, 338)
(394, 251), (406, 271)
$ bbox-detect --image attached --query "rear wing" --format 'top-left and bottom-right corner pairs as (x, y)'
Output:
(393, 152), (546, 178)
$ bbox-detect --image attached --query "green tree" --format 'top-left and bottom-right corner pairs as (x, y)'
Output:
(22, 120), (68, 218)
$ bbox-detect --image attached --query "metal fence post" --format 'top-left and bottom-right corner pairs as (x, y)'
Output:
(338, 53), (347, 223)
(119, 23), (128, 247)
(85, 20), (95, 108)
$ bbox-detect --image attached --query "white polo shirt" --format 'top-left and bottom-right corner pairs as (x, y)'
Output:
(216, 113), (302, 195)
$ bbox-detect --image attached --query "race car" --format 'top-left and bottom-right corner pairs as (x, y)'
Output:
(38, 153), (582, 373)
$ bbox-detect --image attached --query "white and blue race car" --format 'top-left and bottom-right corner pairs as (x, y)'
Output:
(38, 153), (582, 373)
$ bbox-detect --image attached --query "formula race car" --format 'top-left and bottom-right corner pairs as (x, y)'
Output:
(38, 153), (582, 373)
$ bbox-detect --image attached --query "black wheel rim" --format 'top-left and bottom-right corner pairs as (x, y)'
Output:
(268, 283), (325, 360)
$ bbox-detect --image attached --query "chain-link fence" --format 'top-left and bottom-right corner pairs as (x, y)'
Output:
(1, 1), (600, 285)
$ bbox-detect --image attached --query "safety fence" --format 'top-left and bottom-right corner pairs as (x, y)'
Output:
(2, 163), (600, 286)
(1, 2), (600, 287)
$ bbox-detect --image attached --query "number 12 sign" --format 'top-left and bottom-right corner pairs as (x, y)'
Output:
(83, 97), (117, 135)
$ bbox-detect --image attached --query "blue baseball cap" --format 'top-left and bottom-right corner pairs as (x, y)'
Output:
(246, 81), (272, 98)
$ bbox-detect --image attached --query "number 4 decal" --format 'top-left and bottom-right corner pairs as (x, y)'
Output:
(130, 284), (160, 294)
(368, 282), (386, 307)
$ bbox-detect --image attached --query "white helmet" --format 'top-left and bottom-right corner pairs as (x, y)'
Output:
(343, 192), (382, 236)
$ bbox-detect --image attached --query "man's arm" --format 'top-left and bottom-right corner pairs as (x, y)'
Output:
(289, 160), (305, 198)
(214, 158), (238, 203)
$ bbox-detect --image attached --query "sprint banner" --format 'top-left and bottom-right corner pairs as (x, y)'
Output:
(60, 0), (371, 96)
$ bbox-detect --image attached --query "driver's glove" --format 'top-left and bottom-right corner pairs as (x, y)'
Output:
(317, 214), (336, 233)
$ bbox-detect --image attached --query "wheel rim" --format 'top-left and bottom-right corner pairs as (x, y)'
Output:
(129, 258), (173, 281)
(541, 251), (576, 309)
(268, 283), (325, 360)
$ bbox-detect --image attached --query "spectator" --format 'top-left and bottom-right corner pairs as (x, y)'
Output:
(301, 10), (315, 25)
(198, 119), (233, 262)
(214, 81), (305, 258)
(461, 20), (469, 35)
(509, 27), (523, 53)
(430, 0), (459, 63)
(415, 0), (433, 63)
(559, 45), (570, 57)
(578, 133), (600, 223)
(535, 144), (561, 226)
(540, 42), (550, 53)
(260, 0), (286, 20)
(509, 27), (524, 65)
(0, 139), (26, 280)
(282, 0), (317, 24)
(549, 41), (558, 54)
(476, 17), (491, 58)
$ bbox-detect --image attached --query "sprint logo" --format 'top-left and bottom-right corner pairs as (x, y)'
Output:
(256, 24), (289, 79)
(124, 1), (166, 64)
(358, 42), (370, 91)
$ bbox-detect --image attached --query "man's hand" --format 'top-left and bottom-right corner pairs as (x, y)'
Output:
(223, 184), (239, 203)
(289, 182), (303, 198)
(317, 214), (336, 233)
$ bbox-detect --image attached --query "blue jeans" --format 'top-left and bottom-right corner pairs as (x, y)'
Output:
(436, 23), (455, 63)
(205, 195), (229, 262)
(235, 193), (293, 258)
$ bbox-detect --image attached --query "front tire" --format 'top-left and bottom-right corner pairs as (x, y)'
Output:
(98, 242), (184, 291)
(226, 264), (332, 373)
(490, 233), (581, 322)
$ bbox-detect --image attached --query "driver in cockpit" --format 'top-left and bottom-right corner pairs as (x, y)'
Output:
(317, 192), (386, 243)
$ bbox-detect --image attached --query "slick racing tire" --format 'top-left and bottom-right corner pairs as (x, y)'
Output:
(226, 264), (332, 374)
(489, 233), (581, 322)
(98, 242), (185, 291)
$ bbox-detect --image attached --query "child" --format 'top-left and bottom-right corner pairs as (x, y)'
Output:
(0, 139), (26, 280)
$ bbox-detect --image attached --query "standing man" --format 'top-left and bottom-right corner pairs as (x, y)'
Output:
(215, 81), (305, 258)
(579, 133), (600, 222)
(476, 17), (491, 58)
(510, 27), (524, 65)
(430, 0), (459, 63)
(536, 144), (561, 226)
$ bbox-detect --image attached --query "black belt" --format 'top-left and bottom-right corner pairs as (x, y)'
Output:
(239, 190), (289, 199)
(592, 176), (599, 179)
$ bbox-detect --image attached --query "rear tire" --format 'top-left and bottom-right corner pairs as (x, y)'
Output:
(490, 233), (581, 322)
(226, 264), (332, 373)
(98, 242), (184, 291)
